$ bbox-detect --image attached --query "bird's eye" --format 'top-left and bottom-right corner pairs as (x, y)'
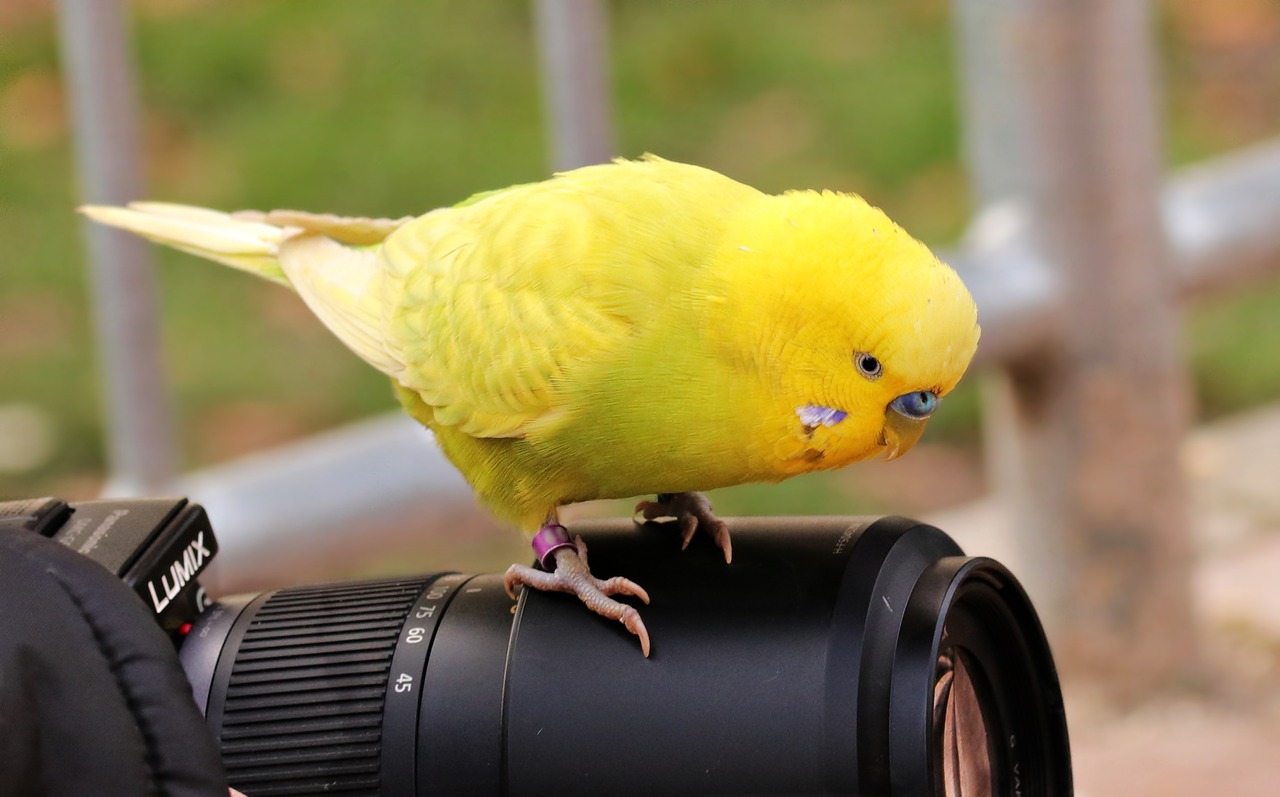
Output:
(854, 352), (883, 380)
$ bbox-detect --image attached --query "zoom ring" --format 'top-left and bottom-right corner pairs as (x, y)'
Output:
(216, 577), (436, 797)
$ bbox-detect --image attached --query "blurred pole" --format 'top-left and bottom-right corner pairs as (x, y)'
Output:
(950, 0), (1068, 623)
(57, 0), (176, 496)
(952, 0), (1198, 698)
(957, 0), (1192, 695)
(1016, 0), (1198, 697)
(532, 0), (615, 170)
(951, 0), (1035, 207)
(947, 0), (1067, 374)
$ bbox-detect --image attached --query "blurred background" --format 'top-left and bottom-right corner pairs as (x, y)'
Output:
(3, 0), (1280, 794)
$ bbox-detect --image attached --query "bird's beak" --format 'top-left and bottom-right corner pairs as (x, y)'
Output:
(879, 391), (939, 461)
(880, 412), (927, 461)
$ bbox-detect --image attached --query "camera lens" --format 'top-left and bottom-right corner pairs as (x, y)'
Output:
(180, 517), (1070, 796)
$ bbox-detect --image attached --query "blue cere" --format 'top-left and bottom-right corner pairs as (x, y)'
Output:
(889, 391), (938, 420)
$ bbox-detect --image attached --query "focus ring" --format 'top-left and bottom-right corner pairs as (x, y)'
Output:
(214, 576), (441, 796)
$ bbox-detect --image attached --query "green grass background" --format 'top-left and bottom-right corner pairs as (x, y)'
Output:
(2, 0), (1279, 513)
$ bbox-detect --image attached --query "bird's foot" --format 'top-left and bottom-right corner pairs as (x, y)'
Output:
(504, 524), (652, 656)
(635, 491), (732, 564)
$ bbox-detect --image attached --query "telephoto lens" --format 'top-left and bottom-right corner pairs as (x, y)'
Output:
(181, 516), (1071, 796)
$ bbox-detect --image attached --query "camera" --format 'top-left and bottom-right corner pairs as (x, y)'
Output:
(9, 496), (1071, 796)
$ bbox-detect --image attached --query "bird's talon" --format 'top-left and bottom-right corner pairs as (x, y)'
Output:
(643, 491), (733, 564)
(634, 500), (666, 523)
(718, 529), (733, 564)
(679, 516), (698, 550)
(502, 567), (523, 600)
(507, 535), (652, 655)
(620, 608), (652, 657)
(599, 576), (651, 605)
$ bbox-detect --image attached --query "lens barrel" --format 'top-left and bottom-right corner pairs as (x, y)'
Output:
(181, 516), (1071, 796)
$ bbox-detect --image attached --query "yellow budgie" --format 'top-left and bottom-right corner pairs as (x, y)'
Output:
(82, 156), (980, 656)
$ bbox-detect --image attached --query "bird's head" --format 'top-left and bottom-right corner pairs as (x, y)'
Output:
(709, 189), (980, 473)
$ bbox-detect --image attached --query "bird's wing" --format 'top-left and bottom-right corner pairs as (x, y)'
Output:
(377, 183), (667, 440)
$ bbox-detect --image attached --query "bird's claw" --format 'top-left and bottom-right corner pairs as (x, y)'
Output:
(635, 491), (733, 564)
(504, 536), (652, 656)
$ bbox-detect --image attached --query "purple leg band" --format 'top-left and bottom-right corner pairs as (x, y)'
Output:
(531, 523), (574, 569)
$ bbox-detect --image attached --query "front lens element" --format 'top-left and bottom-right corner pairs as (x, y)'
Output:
(935, 648), (995, 797)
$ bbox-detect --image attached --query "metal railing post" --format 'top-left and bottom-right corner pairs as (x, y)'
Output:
(532, 0), (615, 171)
(57, 0), (176, 496)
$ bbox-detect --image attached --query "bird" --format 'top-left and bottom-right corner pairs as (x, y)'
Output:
(81, 155), (980, 656)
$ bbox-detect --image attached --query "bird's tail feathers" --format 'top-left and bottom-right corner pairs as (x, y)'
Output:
(79, 202), (292, 285)
(78, 203), (415, 288)
(80, 201), (416, 377)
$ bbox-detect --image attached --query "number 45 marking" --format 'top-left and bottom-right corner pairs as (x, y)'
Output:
(394, 673), (413, 694)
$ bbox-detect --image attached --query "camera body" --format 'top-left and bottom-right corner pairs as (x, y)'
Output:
(1, 496), (217, 636)
(3, 496), (1072, 796)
